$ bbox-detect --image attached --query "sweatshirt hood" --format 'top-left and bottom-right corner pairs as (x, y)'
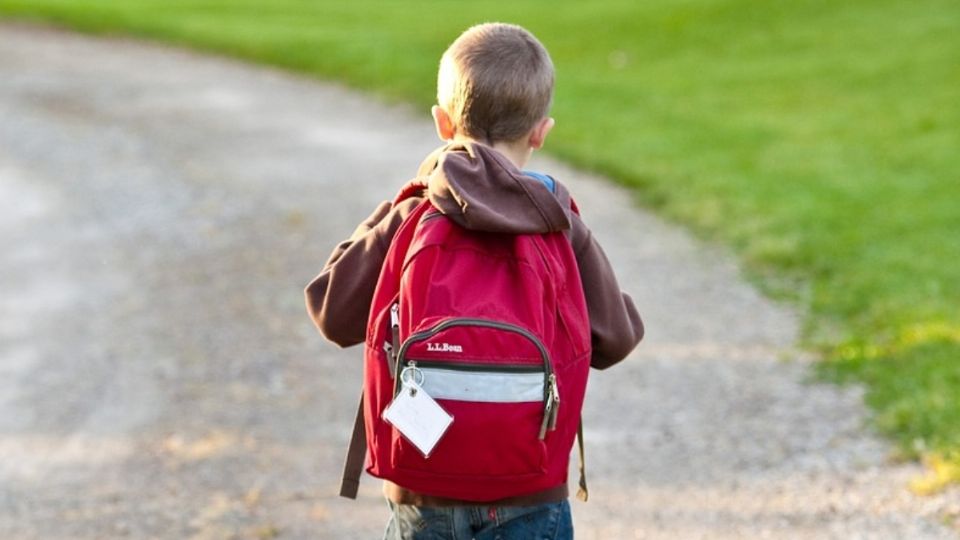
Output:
(413, 142), (573, 234)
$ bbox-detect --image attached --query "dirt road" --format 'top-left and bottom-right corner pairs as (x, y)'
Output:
(0, 24), (956, 539)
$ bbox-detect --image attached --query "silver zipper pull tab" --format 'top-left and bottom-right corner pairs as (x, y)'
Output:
(539, 374), (558, 440)
(539, 394), (553, 440)
(384, 342), (395, 376)
(390, 303), (400, 328)
(547, 374), (560, 431)
(387, 302), (401, 379)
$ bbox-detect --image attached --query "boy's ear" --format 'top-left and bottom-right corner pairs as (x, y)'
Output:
(528, 117), (555, 150)
(431, 105), (457, 141)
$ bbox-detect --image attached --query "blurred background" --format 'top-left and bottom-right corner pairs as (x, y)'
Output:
(0, 1), (958, 538)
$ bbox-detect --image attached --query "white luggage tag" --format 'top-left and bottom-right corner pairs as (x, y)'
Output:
(383, 363), (453, 458)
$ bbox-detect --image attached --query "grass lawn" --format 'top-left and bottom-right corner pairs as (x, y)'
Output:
(2, 0), (958, 488)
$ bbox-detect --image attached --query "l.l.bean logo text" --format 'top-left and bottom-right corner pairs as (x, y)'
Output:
(426, 342), (463, 353)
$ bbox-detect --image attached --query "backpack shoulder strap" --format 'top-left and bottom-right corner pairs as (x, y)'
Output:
(576, 419), (588, 501)
(340, 391), (366, 499)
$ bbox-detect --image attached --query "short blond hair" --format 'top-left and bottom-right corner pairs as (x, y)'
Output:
(437, 23), (554, 143)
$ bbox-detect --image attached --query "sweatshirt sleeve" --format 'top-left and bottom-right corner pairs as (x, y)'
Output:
(570, 215), (644, 369)
(304, 198), (421, 348)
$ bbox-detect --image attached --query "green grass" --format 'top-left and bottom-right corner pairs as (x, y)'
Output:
(3, 0), (958, 483)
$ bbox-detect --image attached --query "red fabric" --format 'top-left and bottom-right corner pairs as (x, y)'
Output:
(362, 198), (591, 502)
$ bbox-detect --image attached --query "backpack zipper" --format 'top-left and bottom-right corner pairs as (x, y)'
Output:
(382, 302), (401, 378)
(404, 360), (543, 373)
(395, 318), (553, 382)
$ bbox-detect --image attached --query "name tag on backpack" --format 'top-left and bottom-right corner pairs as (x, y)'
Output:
(383, 379), (453, 458)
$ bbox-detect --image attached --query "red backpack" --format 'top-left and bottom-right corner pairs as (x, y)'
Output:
(340, 180), (591, 502)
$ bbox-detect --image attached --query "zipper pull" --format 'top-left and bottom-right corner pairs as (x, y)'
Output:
(388, 302), (401, 379)
(539, 374), (558, 440)
(539, 393), (553, 440)
(547, 374), (560, 431)
(384, 342), (395, 376)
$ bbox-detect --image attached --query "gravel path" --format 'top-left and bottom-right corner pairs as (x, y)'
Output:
(0, 24), (957, 539)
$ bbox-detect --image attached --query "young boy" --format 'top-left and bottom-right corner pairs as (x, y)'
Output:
(306, 22), (643, 540)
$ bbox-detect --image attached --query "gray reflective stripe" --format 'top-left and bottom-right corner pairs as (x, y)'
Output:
(418, 367), (544, 403)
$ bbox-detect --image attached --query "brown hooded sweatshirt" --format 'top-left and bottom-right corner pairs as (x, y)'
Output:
(305, 142), (643, 506)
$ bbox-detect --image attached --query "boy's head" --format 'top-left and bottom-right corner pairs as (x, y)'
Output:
(434, 23), (554, 150)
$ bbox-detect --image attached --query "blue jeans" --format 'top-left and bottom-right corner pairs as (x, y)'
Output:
(384, 499), (573, 540)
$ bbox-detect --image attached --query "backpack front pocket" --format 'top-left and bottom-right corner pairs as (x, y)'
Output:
(389, 318), (557, 479)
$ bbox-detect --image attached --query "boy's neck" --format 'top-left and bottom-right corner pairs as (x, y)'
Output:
(454, 136), (532, 169)
(492, 141), (534, 170)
